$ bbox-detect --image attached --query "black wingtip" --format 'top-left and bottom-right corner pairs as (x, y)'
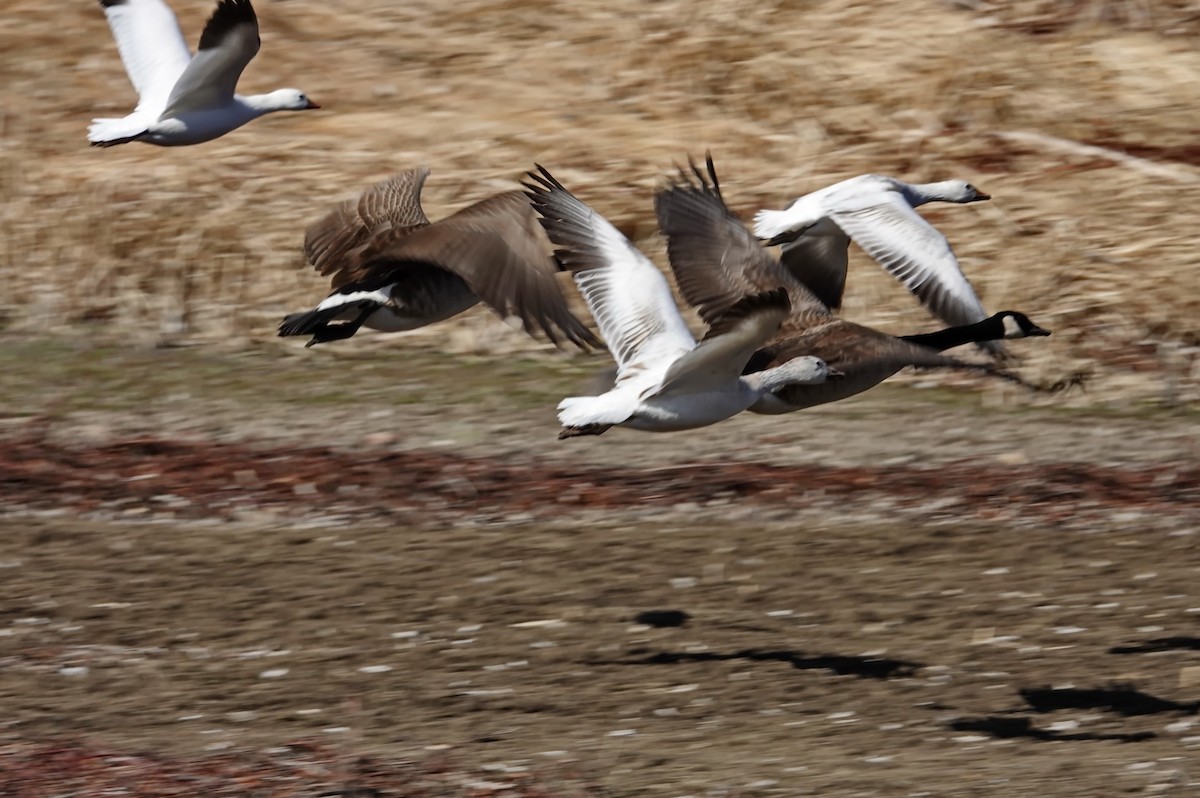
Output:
(523, 163), (567, 196)
(664, 151), (723, 203)
(761, 230), (800, 247)
(89, 133), (145, 148)
(277, 309), (321, 338)
(198, 0), (258, 51)
(99, 0), (127, 7)
(703, 150), (720, 197)
(686, 150), (720, 199)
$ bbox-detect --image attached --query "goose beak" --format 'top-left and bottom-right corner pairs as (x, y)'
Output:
(827, 367), (846, 380)
(974, 190), (991, 201)
(1028, 324), (1051, 337)
(305, 99), (321, 110)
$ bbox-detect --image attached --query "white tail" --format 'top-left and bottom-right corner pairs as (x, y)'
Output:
(556, 394), (633, 428)
(752, 208), (795, 242)
(88, 118), (148, 146)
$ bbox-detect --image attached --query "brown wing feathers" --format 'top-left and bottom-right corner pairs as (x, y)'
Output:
(300, 172), (600, 351)
(302, 170), (432, 285)
(654, 154), (826, 328)
(418, 191), (601, 350)
(702, 287), (791, 342)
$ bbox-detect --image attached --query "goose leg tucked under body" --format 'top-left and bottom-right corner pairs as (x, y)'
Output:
(522, 165), (834, 438)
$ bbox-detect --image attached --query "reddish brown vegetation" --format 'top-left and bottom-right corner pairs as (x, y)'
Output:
(3, 434), (1196, 522)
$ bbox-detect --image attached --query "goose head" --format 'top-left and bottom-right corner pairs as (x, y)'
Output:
(903, 178), (990, 207)
(942, 179), (990, 203)
(996, 311), (1051, 339)
(265, 88), (321, 111)
(745, 354), (835, 395)
(791, 355), (834, 384)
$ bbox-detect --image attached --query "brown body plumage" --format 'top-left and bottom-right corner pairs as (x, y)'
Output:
(280, 169), (601, 350)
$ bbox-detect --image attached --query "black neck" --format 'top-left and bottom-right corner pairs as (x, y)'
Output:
(900, 317), (999, 352)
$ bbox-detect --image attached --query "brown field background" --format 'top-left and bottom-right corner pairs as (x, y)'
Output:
(2, 0), (1198, 405)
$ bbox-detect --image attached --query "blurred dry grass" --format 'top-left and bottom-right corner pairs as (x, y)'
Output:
(1, 0), (1197, 404)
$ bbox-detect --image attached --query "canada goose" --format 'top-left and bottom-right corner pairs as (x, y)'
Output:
(522, 166), (834, 438)
(753, 173), (998, 353)
(90, 0), (318, 147)
(279, 169), (601, 351)
(656, 156), (1059, 415)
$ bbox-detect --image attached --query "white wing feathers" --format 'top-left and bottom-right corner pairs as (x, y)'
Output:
(101, 0), (192, 115)
(827, 193), (989, 330)
(569, 226), (696, 380)
(523, 166), (695, 380)
(657, 293), (788, 397)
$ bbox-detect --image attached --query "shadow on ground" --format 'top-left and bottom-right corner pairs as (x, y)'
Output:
(592, 648), (923, 680)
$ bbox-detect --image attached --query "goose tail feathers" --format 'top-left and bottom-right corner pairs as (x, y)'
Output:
(556, 393), (633, 438)
(88, 118), (148, 147)
(278, 297), (381, 347)
(752, 208), (797, 245)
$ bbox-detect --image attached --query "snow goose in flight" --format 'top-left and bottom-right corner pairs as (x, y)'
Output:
(279, 169), (601, 351)
(90, 0), (318, 147)
(658, 156), (1062, 415)
(522, 165), (834, 438)
(753, 173), (998, 353)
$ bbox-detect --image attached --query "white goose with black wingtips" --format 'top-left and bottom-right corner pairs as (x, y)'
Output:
(753, 173), (996, 353)
(89, 0), (318, 147)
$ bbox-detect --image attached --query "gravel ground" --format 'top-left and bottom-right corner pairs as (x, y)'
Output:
(0, 338), (1197, 797)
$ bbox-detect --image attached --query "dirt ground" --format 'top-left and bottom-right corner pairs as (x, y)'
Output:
(1, 338), (1198, 797)
(2, 0), (1199, 793)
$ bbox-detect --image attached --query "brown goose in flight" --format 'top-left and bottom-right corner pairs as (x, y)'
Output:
(280, 169), (601, 351)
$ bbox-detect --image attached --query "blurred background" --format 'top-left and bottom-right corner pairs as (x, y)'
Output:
(2, 0), (1198, 406)
(2, 3), (1199, 794)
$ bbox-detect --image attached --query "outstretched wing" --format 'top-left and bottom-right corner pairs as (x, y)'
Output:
(778, 231), (852, 311)
(525, 165), (693, 372)
(653, 154), (829, 329)
(162, 0), (259, 115)
(303, 169), (432, 284)
(99, 0), (192, 114)
(829, 190), (990, 332)
(347, 189), (601, 351)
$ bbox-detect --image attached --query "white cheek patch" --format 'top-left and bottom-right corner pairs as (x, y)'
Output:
(1002, 315), (1023, 339)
